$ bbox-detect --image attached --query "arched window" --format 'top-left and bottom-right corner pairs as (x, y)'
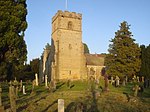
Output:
(68, 21), (73, 30)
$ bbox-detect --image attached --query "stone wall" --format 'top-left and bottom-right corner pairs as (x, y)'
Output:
(50, 10), (87, 80)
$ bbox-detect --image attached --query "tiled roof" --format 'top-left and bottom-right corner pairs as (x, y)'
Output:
(85, 54), (105, 66)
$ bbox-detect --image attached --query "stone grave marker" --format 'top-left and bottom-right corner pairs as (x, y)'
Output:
(58, 99), (64, 112)
(45, 75), (48, 88)
(35, 73), (39, 86)
(104, 74), (109, 91)
(95, 79), (99, 89)
(19, 80), (23, 91)
(0, 87), (4, 112)
(142, 76), (144, 82)
(125, 76), (128, 83)
(115, 76), (120, 87)
(133, 75), (136, 82)
(133, 85), (140, 97)
(9, 84), (16, 112)
(110, 76), (114, 85)
(13, 78), (19, 99)
(23, 85), (26, 95)
(137, 76), (140, 82)
(31, 79), (36, 95)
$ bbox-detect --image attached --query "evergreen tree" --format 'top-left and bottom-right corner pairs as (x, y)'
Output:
(30, 58), (40, 75)
(146, 45), (150, 78)
(139, 45), (146, 77)
(140, 44), (150, 78)
(0, 0), (27, 81)
(105, 21), (141, 80)
(83, 43), (90, 54)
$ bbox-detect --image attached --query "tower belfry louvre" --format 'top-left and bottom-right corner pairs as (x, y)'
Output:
(50, 10), (87, 80)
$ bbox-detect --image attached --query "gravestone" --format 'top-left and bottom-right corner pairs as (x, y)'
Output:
(133, 75), (136, 81)
(95, 79), (99, 89)
(48, 80), (56, 92)
(137, 76), (140, 82)
(45, 75), (48, 88)
(110, 76), (114, 85)
(31, 79), (36, 95)
(125, 76), (128, 83)
(115, 76), (120, 87)
(19, 80), (22, 91)
(9, 85), (16, 112)
(75, 102), (84, 112)
(142, 76), (144, 82)
(133, 85), (140, 97)
(35, 73), (39, 86)
(0, 87), (4, 112)
(23, 85), (26, 95)
(139, 85), (144, 96)
(58, 99), (64, 112)
(104, 74), (109, 91)
(13, 78), (19, 99)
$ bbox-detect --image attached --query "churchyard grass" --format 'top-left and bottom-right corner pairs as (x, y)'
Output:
(0, 79), (150, 112)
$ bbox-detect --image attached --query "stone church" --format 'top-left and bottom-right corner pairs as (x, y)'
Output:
(39, 10), (105, 82)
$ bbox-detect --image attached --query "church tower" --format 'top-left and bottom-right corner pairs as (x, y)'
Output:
(50, 10), (87, 80)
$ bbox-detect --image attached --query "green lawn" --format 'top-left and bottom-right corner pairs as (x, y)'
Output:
(1, 79), (150, 112)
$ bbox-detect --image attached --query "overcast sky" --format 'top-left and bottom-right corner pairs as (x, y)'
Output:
(25, 0), (150, 63)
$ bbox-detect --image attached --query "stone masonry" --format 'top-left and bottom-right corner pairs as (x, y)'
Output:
(39, 10), (105, 82)
(50, 10), (87, 80)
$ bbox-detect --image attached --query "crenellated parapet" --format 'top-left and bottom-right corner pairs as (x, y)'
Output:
(52, 10), (82, 23)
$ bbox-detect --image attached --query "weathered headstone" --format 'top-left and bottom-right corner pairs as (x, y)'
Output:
(142, 76), (144, 82)
(104, 74), (109, 91)
(101, 67), (109, 91)
(125, 76), (128, 83)
(31, 79), (36, 95)
(115, 76), (120, 87)
(58, 99), (64, 112)
(45, 75), (48, 88)
(133, 85), (140, 97)
(35, 73), (39, 86)
(19, 80), (23, 91)
(13, 78), (19, 99)
(95, 79), (99, 89)
(23, 85), (26, 95)
(133, 75), (136, 82)
(9, 85), (16, 112)
(110, 76), (114, 85)
(0, 87), (4, 112)
(137, 76), (140, 82)
(75, 102), (84, 112)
